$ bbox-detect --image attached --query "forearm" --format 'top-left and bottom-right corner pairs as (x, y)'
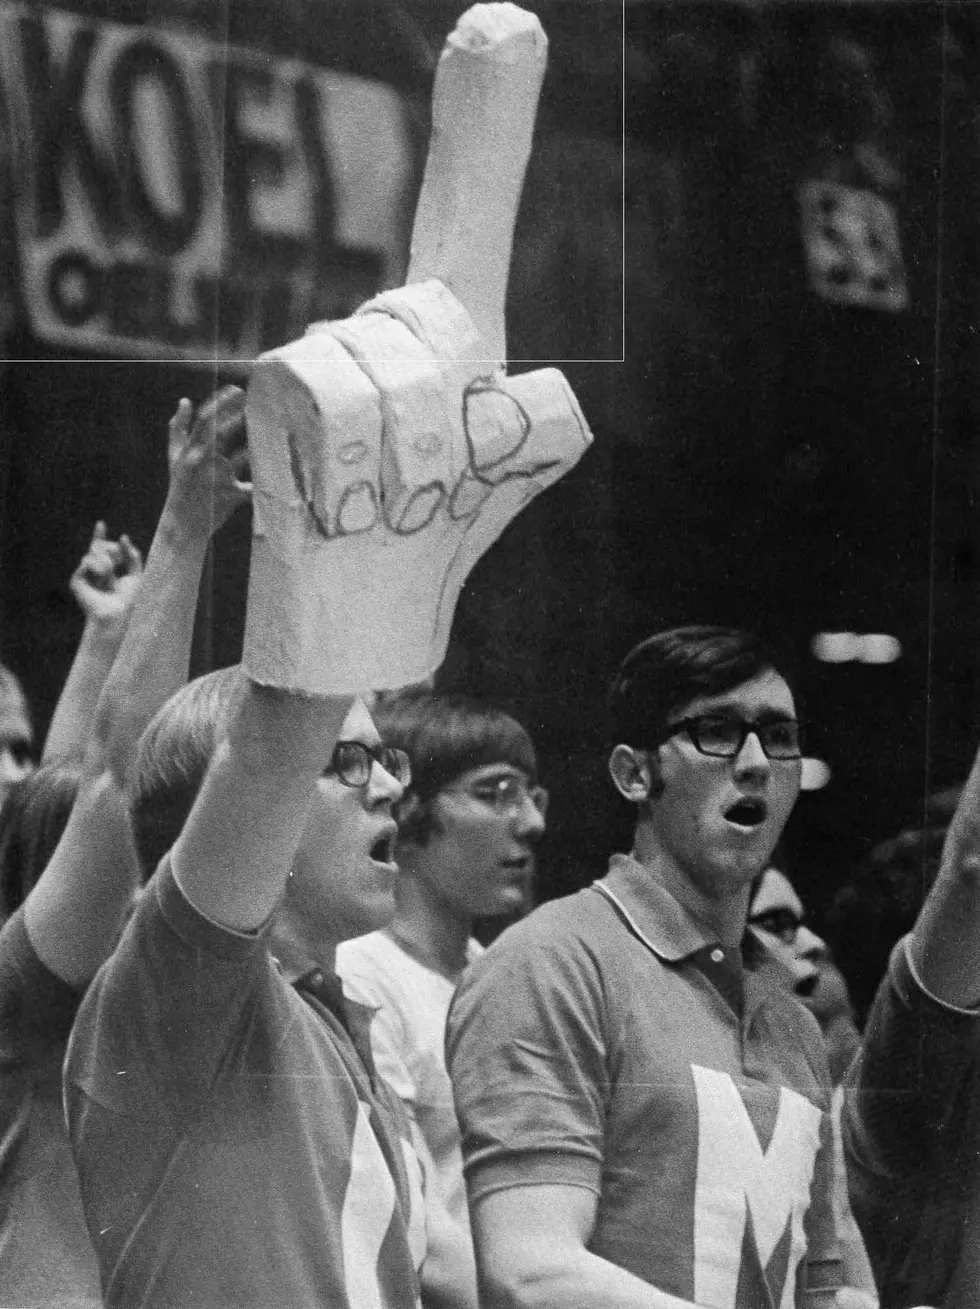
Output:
(42, 616), (124, 764)
(94, 505), (209, 788)
(479, 1245), (704, 1309)
(172, 681), (351, 931)
(909, 742), (980, 1005)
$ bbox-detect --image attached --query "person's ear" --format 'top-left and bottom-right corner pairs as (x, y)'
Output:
(608, 745), (657, 803)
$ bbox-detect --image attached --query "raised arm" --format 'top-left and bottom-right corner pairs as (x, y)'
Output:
(41, 522), (142, 765)
(24, 388), (249, 984)
(908, 742), (980, 1005)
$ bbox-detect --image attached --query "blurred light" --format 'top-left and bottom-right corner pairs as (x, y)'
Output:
(811, 631), (902, 665)
(811, 632), (858, 663)
(800, 757), (832, 791)
(861, 634), (902, 664)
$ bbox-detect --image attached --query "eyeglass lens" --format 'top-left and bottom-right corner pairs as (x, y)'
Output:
(468, 777), (549, 815)
(691, 717), (801, 759)
(330, 741), (411, 787)
(749, 909), (801, 943)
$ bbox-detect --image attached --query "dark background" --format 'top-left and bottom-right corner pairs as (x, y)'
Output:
(1, 1), (977, 1012)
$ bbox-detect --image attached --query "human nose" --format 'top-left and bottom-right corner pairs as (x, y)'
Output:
(513, 790), (547, 840)
(796, 924), (828, 963)
(733, 730), (770, 775)
(367, 758), (405, 806)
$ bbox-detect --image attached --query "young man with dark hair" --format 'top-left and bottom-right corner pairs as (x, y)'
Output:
(338, 688), (546, 1309)
(447, 624), (842, 1309)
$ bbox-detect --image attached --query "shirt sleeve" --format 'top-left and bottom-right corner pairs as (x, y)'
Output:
(445, 922), (608, 1204)
(65, 856), (275, 1124)
(842, 934), (980, 1305)
(844, 935), (980, 1175)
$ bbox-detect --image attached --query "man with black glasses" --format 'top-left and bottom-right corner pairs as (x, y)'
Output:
(447, 625), (842, 1309)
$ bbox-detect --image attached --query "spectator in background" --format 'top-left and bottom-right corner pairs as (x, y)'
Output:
(337, 689), (546, 1309)
(749, 862), (861, 1085)
(0, 664), (34, 808)
(843, 757), (980, 1309)
(0, 389), (248, 1309)
(748, 864), (875, 1307)
(447, 625), (842, 1309)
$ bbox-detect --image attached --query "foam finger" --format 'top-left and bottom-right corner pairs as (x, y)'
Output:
(247, 333), (382, 541)
(331, 309), (456, 534)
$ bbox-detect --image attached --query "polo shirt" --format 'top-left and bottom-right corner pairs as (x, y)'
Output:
(64, 858), (425, 1309)
(447, 852), (841, 1309)
(843, 936), (980, 1309)
(0, 909), (102, 1308)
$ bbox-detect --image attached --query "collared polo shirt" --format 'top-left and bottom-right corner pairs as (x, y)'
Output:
(446, 852), (841, 1309)
(65, 859), (424, 1309)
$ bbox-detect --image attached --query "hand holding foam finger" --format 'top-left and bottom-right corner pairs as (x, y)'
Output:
(242, 4), (593, 694)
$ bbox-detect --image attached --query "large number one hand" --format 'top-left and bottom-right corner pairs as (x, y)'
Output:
(243, 2), (593, 694)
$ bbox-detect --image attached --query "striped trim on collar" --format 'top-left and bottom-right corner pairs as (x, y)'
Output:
(591, 854), (713, 962)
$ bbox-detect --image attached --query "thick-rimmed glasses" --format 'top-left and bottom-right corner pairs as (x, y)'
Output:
(664, 715), (803, 761)
(324, 741), (412, 788)
(442, 775), (549, 817)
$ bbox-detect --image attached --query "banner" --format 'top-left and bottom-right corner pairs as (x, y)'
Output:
(0, 5), (414, 364)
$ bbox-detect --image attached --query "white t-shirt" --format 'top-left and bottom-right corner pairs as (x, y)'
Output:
(337, 929), (482, 1309)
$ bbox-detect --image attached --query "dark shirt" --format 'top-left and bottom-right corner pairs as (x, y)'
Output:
(0, 908), (102, 1308)
(844, 937), (980, 1308)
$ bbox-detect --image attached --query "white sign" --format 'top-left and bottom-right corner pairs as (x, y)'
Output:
(0, 5), (414, 364)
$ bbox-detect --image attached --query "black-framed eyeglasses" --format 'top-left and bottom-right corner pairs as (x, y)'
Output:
(442, 775), (549, 817)
(665, 715), (803, 761)
(749, 907), (804, 945)
(324, 741), (412, 788)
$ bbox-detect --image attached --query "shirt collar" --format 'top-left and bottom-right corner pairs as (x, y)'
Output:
(273, 953), (380, 1015)
(594, 852), (718, 961)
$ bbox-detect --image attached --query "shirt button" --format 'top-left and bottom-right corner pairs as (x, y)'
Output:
(710, 948), (724, 963)
(309, 970), (325, 987)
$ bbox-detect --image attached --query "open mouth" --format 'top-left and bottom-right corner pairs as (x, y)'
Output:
(369, 831), (396, 865)
(724, 798), (767, 828)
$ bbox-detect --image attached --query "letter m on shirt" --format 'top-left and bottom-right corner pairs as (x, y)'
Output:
(691, 1065), (822, 1309)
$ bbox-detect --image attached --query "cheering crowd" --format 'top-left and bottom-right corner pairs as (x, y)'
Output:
(0, 382), (977, 1309)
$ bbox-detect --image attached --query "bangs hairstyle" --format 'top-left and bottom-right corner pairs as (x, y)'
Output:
(0, 762), (80, 923)
(130, 665), (246, 882)
(608, 625), (791, 750)
(372, 689), (537, 844)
